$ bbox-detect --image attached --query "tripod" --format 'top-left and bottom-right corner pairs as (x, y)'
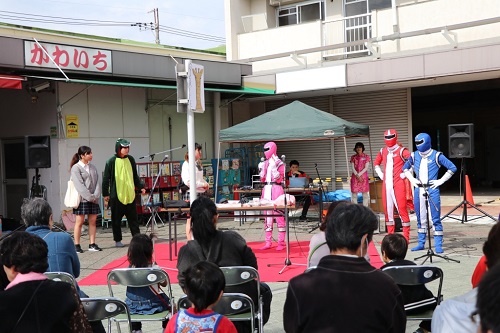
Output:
(308, 163), (324, 233)
(440, 158), (497, 223)
(414, 187), (460, 264)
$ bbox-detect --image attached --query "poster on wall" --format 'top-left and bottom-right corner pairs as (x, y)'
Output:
(66, 115), (79, 138)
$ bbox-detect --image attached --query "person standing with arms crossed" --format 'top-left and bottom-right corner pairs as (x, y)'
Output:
(102, 138), (145, 247)
(374, 129), (411, 242)
(70, 145), (102, 253)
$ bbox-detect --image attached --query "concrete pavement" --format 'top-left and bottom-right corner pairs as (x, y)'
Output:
(74, 192), (499, 332)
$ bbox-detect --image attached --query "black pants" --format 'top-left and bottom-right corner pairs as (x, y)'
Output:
(109, 197), (141, 242)
(298, 195), (311, 218)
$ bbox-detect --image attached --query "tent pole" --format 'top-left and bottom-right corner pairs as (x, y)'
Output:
(215, 142), (220, 202)
(343, 137), (349, 187)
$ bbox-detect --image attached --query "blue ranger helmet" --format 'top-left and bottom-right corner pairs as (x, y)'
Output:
(415, 133), (431, 152)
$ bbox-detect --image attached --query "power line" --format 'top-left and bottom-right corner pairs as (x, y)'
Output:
(0, 10), (225, 43)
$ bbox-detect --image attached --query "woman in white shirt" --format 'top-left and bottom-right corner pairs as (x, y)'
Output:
(181, 143), (209, 240)
(70, 146), (101, 253)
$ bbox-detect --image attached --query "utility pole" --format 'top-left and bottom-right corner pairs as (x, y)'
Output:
(147, 8), (160, 44)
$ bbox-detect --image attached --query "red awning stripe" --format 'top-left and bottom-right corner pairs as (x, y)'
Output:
(0, 75), (25, 90)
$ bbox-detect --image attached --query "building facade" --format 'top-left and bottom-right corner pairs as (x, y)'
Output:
(224, 0), (500, 190)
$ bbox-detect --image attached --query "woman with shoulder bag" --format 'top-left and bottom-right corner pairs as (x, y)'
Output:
(70, 146), (101, 253)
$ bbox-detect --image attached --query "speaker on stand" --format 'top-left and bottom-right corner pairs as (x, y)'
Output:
(25, 135), (51, 200)
(441, 124), (497, 223)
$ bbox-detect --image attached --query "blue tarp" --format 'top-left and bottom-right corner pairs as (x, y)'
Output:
(313, 189), (351, 202)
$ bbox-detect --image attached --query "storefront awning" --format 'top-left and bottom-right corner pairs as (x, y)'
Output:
(67, 78), (275, 95)
(0, 75), (25, 90)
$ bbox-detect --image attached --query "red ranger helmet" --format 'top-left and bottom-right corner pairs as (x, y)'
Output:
(384, 129), (398, 147)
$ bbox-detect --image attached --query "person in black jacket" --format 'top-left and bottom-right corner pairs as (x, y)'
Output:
(176, 196), (272, 333)
(381, 233), (436, 333)
(102, 138), (145, 247)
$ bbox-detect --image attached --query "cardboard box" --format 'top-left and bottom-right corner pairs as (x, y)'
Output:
(369, 181), (384, 213)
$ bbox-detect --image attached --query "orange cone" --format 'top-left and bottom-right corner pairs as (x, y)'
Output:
(465, 175), (475, 207)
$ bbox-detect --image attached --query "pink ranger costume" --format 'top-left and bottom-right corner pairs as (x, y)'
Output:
(350, 142), (371, 206)
(259, 142), (286, 250)
(374, 129), (411, 242)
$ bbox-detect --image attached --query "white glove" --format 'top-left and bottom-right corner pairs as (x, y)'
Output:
(375, 166), (383, 181)
(258, 161), (264, 172)
(429, 179), (444, 189)
(404, 170), (421, 188)
(429, 170), (454, 189)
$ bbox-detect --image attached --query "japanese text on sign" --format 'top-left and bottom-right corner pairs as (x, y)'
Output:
(24, 41), (112, 73)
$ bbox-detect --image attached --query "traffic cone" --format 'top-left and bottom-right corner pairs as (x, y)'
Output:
(465, 175), (475, 207)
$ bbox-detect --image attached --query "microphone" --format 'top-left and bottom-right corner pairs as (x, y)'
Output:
(281, 155), (286, 162)
(162, 155), (169, 162)
(260, 157), (265, 162)
(182, 144), (186, 148)
(314, 163), (318, 167)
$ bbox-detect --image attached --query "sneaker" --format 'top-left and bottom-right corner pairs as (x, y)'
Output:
(75, 244), (84, 253)
(88, 243), (102, 252)
(298, 216), (308, 222)
(115, 241), (125, 248)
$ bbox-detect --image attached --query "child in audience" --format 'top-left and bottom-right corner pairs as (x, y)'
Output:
(165, 261), (237, 333)
(125, 234), (170, 333)
(381, 233), (436, 333)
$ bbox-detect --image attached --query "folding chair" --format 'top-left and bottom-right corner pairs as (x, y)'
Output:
(107, 267), (174, 330)
(81, 297), (132, 333)
(382, 265), (443, 321)
(44, 271), (78, 288)
(177, 293), (255, 331)
(220, 266), (263, 332)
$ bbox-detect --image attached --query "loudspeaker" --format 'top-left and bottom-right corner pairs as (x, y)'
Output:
(25, 135), (51, 168)
(448, 124), (474, 158)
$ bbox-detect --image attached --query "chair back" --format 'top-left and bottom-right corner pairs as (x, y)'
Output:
(44, 271), (78, 288)
(108, 267), (170, 290)
(107, 267), (174, 323)
(81, 297), (132, 333)
(382, 265), (444, 320)
(382, 265), (443, 290)
(220, 266), (261, 332)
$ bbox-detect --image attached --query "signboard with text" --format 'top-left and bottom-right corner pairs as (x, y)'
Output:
(24, 41), (112, 73)
(66, 115), (79, 138)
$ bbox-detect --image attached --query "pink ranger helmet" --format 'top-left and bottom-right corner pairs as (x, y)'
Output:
(384, 129), (398, 147)
(263, 142), (277, 160)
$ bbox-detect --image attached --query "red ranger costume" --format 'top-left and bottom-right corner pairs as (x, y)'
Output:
(374, 129), (411, 242)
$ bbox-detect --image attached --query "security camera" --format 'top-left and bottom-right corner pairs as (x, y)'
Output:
(31, 82), (50, 92)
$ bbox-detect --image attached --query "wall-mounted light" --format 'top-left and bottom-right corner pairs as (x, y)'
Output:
(30, 82), (50, 92)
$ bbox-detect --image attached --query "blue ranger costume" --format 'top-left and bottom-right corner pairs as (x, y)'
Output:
(403, 133), (457, 253)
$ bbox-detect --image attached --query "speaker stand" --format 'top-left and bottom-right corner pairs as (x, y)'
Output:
(440, 159), (497, 223)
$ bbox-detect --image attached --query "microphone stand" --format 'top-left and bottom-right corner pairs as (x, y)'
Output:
(138, 144), (186, 161)
(413, 175), (460, 264)
(308, 163), (324, 233)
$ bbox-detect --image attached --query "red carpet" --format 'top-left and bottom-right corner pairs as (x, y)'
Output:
(79, 241), (382, 286)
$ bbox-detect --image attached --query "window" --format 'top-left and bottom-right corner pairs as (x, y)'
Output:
(277, 1), (324, 27)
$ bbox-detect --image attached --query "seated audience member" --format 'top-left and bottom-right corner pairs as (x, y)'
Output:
(432, 222), (500, 333)
(286, 160), (311, 221)
(0, 231), (92, 333)
(307, 200), (346, 267)
(475, 264), (500, 333)
(284, 202), (406, 332)
(22, 198), (105, 333)
(381, 233), (436, 333)
(176, 196), (272, 333)
(165, 261), (237, 333)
